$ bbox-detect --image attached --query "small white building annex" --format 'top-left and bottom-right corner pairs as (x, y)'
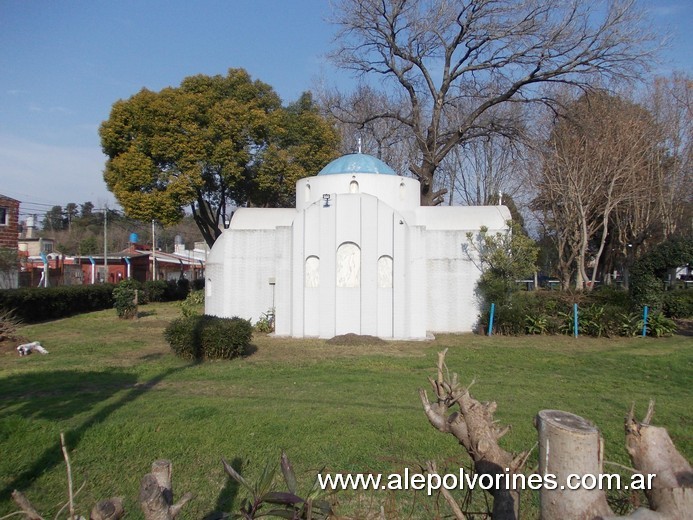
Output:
(205, 153), (510, 340)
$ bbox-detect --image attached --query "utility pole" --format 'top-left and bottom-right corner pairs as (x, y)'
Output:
(103, 207), (108, 282)
(151, 219), (157, 281)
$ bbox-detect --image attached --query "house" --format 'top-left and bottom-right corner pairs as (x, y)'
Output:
(0, 195), (20, 250)
(0, 194), (20, 288)
(205, 153), (510, 340)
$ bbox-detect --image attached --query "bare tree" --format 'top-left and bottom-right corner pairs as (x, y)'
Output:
(532, 93), (656, 290)
(318, 83), (417, 175)
(328, 0), (655, 206)
(438, 133), (528, 207)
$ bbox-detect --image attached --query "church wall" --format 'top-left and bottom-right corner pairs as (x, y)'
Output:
(273, 226), (293, 336)
(424, 229), (485, 333)
(223, 229), (278, 324)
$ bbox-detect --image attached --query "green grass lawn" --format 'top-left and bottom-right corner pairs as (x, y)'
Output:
(0, 303), (691, 519)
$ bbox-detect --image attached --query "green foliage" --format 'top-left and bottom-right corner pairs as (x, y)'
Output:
(0, 284), (115, 323)
(100, 69), (340, 246)
(164, 314), (252, 360)
(467, 221), (540, 333)
(646, 312), (677, 337)
(663, 290), (693, 319)
(142, 279), (189, 303)
(223, 452), (333, 520)
(480, 288), (664, 338)
(180, 289), (205, 317)
(618, 312), (644, 337)
(630, 236), (693, 309)
(112, 279), (139, 319)
(254, 308), (275, 333)
(525, 314), (549, 335)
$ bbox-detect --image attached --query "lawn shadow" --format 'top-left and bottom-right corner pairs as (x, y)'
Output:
(242, 344), (258, 358)
(137, 310), (157, 318)
(0, 370), (138, 421)
(0, 364), (192, 501)
(203, 457), (243, 520)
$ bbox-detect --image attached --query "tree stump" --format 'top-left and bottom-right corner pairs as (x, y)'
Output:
(535, 410), (612, 519)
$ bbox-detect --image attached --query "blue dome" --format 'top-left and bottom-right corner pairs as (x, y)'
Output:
(318, 153), (397, 176)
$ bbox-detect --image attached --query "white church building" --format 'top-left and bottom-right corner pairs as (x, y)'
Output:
(205, 153), (510, 340)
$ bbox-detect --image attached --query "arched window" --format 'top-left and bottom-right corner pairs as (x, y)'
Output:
(399, 181), (406, 200)
(349, 180), (359, 193)
(378, 255), (393, 288)
(305, 183), (311, 200)
(336, 242), (360, 287)
(305, 256), (320, 288)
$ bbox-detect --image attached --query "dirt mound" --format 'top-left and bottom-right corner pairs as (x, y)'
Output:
(326, 333), (387, 346)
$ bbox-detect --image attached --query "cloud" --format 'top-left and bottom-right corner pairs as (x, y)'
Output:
(0, 134), (115, 207)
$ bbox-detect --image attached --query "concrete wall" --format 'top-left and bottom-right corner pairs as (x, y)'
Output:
(205, 172), (511, 339)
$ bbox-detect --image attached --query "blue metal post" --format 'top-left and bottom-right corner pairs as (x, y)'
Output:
(573, 303), (579, 338)
(642, 306), (649, 337)
(488, 303), (495, 336)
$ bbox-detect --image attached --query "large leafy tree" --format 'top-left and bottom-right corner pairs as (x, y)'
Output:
(100, 69), (340, 247)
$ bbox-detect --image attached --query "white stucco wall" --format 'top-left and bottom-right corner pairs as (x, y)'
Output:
(205, 158), (511, 340)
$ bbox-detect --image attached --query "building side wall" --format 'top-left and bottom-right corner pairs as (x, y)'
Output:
(423, 229), (488, 333)
(205, 229), (279, 324)
(0, 197), (20, 250)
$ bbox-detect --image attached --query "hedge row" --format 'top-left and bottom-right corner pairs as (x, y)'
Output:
(0, 284), (116, 323)
(479, 287), (687, 337)
(0, 278), (197, 324)
(164, 315), (252, 360)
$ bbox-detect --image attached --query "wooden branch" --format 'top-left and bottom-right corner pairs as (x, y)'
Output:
(139, 460), (193, 520)
(622, 403), (693, 518)
(420, 350), (524, 520)
(425, 461), (466, 520)
(10, 491), (44, 520)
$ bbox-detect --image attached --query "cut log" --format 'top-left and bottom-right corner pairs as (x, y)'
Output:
(90, 498), (124, 520)
(535, 410), (613, 519)
(618, 402), (693, 519)
(139, 460), (193, 520)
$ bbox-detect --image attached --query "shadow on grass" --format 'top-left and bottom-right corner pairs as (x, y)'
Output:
(204, 457), (243, 520)
(0, 370), (138, 421)
(0, 364), (192, 501)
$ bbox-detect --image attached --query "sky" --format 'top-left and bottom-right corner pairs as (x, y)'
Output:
(1, 0), (691, 222)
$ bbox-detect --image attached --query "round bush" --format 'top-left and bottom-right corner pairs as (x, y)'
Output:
(164, 315), (252, 360)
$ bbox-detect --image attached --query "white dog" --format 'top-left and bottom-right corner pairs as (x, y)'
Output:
(17, 341), (49, 356)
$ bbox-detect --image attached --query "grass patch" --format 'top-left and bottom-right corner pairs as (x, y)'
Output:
(0, 303), (691, 518)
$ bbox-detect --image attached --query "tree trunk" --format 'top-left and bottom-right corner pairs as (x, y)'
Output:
(537, 404), (692, 520)
(535, 410), (613, 519)
(420, 349), (526, 519)
(618, 402), (693, 518)
(139, 460), (193, 520)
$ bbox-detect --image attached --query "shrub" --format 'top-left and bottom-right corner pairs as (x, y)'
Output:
(0, 309), (21, 341)
(164, 315), (204, 360)
(164, 314), (252, 360)
(663, 290), (693, 319)
(201, 316), (252, 359)
(142, 280), (168, 303)
(180, 290), (205, 317)
(142, 279), (190, 303)
(619, 312), (643, 337)
(113, 279), (139, 319)
(254, 308), (275, 333)
(0, 284), (114, 323)
(646, 312), (677, 337)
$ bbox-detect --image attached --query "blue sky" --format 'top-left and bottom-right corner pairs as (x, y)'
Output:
(1, 0), (690, 219)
